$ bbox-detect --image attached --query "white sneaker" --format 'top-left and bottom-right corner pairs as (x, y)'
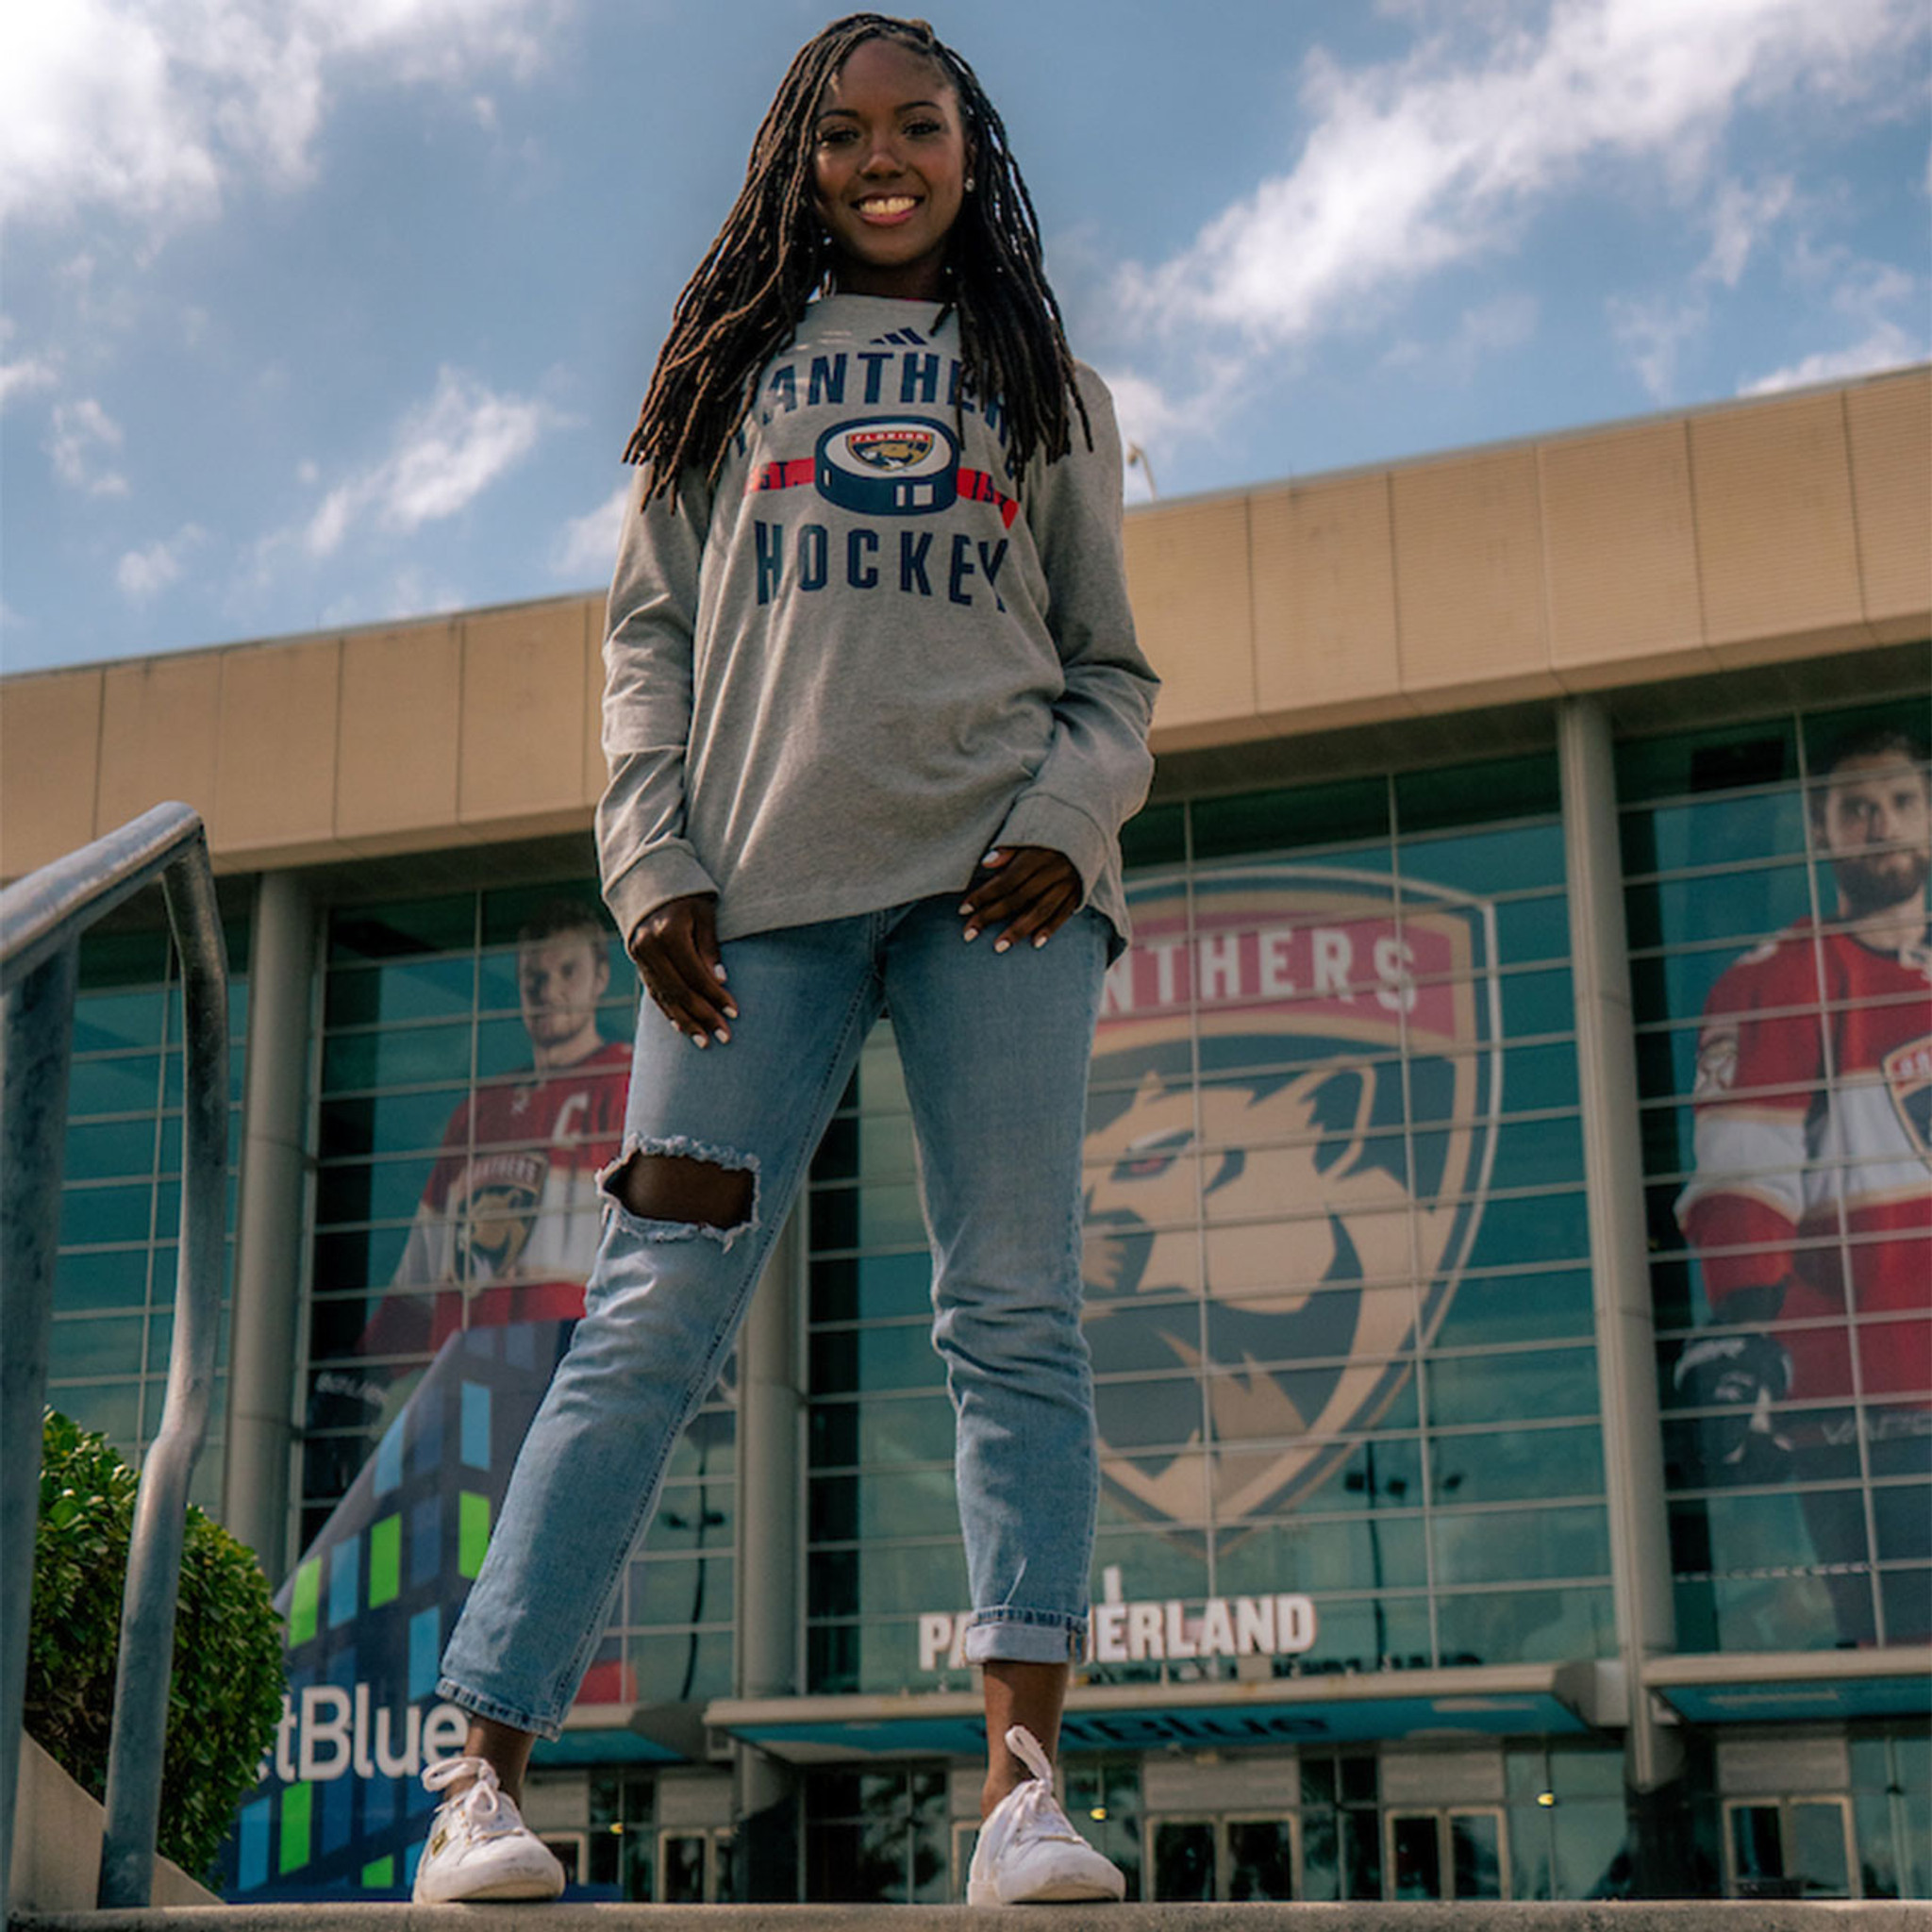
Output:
(967, 1725), (1126, 1906)
(411, 1755), (566, 1903)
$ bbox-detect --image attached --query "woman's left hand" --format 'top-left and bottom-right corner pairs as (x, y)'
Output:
(958, 846), (1083, 951)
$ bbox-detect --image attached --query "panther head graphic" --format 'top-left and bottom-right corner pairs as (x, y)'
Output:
(1082, 868), (1501, 1538)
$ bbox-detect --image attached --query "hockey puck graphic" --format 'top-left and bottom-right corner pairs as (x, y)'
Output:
(816, 416), (959, 515)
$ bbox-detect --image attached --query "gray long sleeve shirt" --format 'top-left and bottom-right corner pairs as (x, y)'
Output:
(597, 293), (1158, 955)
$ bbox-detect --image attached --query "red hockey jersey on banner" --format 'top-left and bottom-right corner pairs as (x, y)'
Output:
(360, 1038), (631, 1357)
(1677, 919), (1932, 1404)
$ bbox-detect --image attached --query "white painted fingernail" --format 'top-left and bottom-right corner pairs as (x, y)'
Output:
(691, 1033), (708, 1049)
(962, 925), (979, 942)
(982, 849), (1001, 865)
(993, 937), (1009, 953)
(714, 1028), (730, 1045)
(1034, 932), (1049, 947)
(713, 963), (728, 983)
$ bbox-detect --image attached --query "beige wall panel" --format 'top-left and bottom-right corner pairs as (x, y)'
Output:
(458, 807), (597, 851)
(1124, 498), (1256, 728)
(1706, 620), (1877, 673)
(1551, 645), (1726, 694)
(1868, 611), (1932, 647)
(96, 654), (222, 835)
(336, 620), (462, 841)
(212, 638), (341, 856)
(1690, 391), (1860, 647)
(1391, 448), (1557, 697)
(1252, 475), (1402, 712)
(1541, 421), (1710, 674)
(458, 603), (588, 824)
(581, 599), (607, 809)
(1844, 372), (1932, 625)
(0, 671), (103, 879)
(1152, 693), (1417, 758)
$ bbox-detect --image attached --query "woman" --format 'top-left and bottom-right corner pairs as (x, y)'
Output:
(412, 13), (1157, 1905)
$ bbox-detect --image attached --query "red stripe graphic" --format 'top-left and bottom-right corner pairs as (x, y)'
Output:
(747, 458), (815, 493)
(745, 458), (1019, 528)
(957, 467), (1020, 528)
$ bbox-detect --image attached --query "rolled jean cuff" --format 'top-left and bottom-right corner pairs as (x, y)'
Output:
(435, 1676), (563, 1742)
(962, 1609), (1087, 1665)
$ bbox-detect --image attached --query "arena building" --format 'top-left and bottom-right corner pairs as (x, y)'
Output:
(3, 365), (1927, 1906)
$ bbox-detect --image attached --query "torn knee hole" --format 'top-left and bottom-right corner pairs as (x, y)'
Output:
(608, 1149), (754, 1231)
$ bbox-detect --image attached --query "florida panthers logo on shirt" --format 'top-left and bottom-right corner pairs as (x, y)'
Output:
(817, 416), (960, 514)
(1082, 867), (1503, 1545)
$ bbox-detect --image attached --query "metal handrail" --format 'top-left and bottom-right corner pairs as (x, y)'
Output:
(1, 801), (230, 1914)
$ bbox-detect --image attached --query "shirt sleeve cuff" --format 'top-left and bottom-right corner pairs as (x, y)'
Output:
(993, 792), (1109, 904)
(602, 845), (720, 947)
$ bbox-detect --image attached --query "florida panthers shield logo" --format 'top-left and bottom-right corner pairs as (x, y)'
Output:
(1082, 867), (1502, 1539)
(1883, 1035), (1932, 1163)
(452, 1151), (547, 1279)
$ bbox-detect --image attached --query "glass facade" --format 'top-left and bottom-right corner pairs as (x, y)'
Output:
(806, 754), (1615, 1694)
(50, 912), (248, 1510)
(1621, 700), (1932, 1654)
(26, 669), (1924, 1905)
(300, 880), (736, 1708)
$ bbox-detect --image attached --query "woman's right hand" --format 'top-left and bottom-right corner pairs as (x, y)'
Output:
(628, 893), (737, 1047)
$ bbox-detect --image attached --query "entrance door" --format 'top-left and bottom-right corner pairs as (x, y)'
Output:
(1385, 1807), (1507, 1900)
(1148, 1816), (1297, 1901)
(1724, 1796), (1856, 1899)
(655, 1826), (737, 1903)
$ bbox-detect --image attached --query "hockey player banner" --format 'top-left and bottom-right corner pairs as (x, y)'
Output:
(1081, 866), (1502, 1539)
(1652, 721), (1931, 1651)
(238, 902), (643, 1899)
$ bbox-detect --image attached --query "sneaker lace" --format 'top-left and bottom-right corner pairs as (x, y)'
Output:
(1001, 1726), (1084, 1846)
(422, 1755), (522, 1841)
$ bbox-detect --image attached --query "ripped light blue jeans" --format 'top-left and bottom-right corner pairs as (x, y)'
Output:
(437, 895), (1110, 1737)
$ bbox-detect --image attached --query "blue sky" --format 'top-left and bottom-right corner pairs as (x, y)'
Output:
(3, 0), (1926, 675)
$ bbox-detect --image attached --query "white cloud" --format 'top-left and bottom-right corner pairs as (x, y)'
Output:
(0, 354), (58, 410)
(302, 366), (559, 557)
(1608, 291), (1707, 402)
(1740, 256), (1926, 394)
(1741, 326), (1920, 394)
(0, 0), (562, 228)
(551, 479), (630, 580)
(318, 565), (467, 630)
(1384, 290), (1540, 379)
(1704, 173), (1795, 287)
(1, 314), (60, 410)
(1119, 0), (1923, 350)
(117, 523), (207, 599)
(1607, 173), (1802, 400)
(48, 397), (129, 495)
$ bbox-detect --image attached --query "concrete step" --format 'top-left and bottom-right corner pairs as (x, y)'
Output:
(10, 1903), (1926, 1929)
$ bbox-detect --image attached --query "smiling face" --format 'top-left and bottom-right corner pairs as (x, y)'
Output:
(812, 35), (971, 301)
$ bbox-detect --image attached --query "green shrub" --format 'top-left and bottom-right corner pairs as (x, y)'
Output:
(26, 1410), (286, 1884)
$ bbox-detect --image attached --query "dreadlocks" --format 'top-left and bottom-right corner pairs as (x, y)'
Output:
(622, 12), (1090, 505)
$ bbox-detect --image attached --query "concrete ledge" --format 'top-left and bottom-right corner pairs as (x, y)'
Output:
(11, 1904), (1926, 1929)
(11, 1736), (218, 1910)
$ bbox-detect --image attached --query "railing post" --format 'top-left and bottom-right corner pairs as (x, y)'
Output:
(96, 840), (229, 1908)
(0, 944), (78, 1930)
